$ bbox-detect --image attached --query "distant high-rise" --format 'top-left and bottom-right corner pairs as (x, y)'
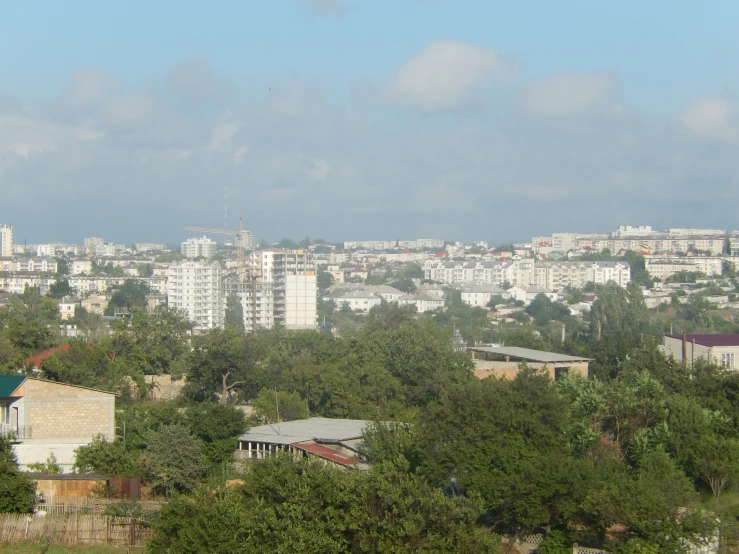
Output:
(0, 224), (13, 257)
(84, 237), (105, 249)
(181, 236), (217, 259)
(167, 260), (223, 331)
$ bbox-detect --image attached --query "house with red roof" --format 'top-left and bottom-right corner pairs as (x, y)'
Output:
(235, 418), (370, 470)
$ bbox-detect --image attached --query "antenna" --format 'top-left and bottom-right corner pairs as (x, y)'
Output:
(224, 184), (228, 230)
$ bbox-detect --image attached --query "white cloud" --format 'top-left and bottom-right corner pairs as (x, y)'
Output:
(5, 61), (739, 242)
(387, 40), (509, 111)
(519, 73), (618, 118)
(168, 58), (229, 101)
(55, 68), (121, 113)
(677, 97), (736, 141)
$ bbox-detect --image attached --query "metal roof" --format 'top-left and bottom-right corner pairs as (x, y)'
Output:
(0, 375), (26, 397)
(468, 346), (591, 363)
(237, 417), (370, 445)
(665, 334), (739, 347)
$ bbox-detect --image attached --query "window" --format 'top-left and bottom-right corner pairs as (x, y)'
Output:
(721, 353), (735, 369)
(0, 402), (8, 425)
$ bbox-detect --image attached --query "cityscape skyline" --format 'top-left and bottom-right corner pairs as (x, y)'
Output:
(3, 1), (739, 242)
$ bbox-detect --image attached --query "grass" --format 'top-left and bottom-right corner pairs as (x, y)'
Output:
(0, 543), (135, 554)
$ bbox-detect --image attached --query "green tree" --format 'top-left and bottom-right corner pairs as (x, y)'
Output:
(27, 453), (62, 474)
(251, 388), (309, 423)
(74, 436), (141, 477)
(388, 278), (416, 293)
(144, 424), (206, 496)
(0, 435), (36, 513)
(317, 269), (335, 294)
(417, 373), (587, 533)
(54, 257), (70, 276)
(694, 435), (739, 502)
(185, 327), (260, 403)
(104, 279), (149, 315)
(137, 263), (154, 277)
(183, 403), (247, 467)
(2, 287), (60, 355)
(225, 293), (245, 333)
(47, 278), (72, 299)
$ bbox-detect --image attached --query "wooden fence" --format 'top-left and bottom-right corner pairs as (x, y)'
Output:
(0, 514), (152, 547)
(36, 497), (164, 515)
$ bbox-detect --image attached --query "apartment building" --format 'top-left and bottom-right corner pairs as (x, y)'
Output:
(424, 260), (631, 290)
(70, 259), (93, 275)
(343, 239), (444, 250)
(0, 224), (13, 257)
(167, 260), (223, 331)
(84, 237), (105, 249)
(232, 249), (317, 332)
(574, 235), (725, 256)
(645, 256), (724, 280)
(181, 236), (217, 259)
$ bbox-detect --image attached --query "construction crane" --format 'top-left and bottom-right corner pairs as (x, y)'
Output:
(183, 218), (257, 333)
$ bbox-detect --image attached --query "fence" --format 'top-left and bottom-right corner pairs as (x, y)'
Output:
(573, 545), (609, 554)
(35, 497), (163, 516)
(0, 514), (153, 547)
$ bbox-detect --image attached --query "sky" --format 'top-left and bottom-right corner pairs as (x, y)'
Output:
(2, 0), (739, 245)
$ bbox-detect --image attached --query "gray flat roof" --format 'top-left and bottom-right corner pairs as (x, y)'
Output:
(468, 346), (591, 363)
(237, 417), (370, 445)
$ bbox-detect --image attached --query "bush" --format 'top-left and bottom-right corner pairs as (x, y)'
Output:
(0, 435), (36, 513)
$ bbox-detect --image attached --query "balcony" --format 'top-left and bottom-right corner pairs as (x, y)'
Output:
(0, 424), (33, 441)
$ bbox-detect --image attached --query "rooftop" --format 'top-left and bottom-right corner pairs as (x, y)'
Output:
(237, 417), (370, 445)
(665, 334), (739, 347)
(468, 346), (591, 363)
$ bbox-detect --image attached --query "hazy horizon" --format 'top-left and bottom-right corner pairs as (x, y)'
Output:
(3, 1), (739, 244)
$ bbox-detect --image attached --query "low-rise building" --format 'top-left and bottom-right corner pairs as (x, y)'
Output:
(664, 334), (739, 369)
(468, 346), (590, 380)
(57, 297), (80, 320)
(235, 418), (370, 470)
(0, 375), (117, 472)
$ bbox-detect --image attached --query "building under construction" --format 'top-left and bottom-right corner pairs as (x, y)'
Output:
(175, 220), (317, 333)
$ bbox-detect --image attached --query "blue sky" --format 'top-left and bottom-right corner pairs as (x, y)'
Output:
(1, 0), (738, 244)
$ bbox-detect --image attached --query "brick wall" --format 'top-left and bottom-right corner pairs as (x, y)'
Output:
(24, 380), (115, 440)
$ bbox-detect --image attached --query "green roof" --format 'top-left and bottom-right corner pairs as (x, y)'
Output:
(0, 375), (26, 397)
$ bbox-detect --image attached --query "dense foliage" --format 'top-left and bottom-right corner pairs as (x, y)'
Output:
(0, 436), (36, 513)
(149, 455), (499, 553)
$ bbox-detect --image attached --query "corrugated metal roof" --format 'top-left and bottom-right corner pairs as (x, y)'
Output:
(237, 418), (370, 445)
(468, 346), (591, 363)
(665, 334), (739, 347)
(0, 375), (26, 397)
(293, 442), (359, 467)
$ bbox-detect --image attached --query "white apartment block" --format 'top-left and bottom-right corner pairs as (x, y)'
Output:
(181, 236), (217, 259)
(285, 275), (318, 329)
(324, 285), (440, 314)
(645, 256), (724, 281)
(343, 239), (444, 250)
(458, 284), (509, 307)
(36, 244), (54, 257)
(0, 274), (55, 295)
(135, 243), (167, 252)
(668, 228), (725, 237)
(0, 224), (13, 257)
(70, 259), (93, 275)
(575, 235), (725, 256)
(167, 261), (223, 331)
(84, 237), (105, 249)
(95, 243), (126, 257)
(424, 260), (631, 290)
(611, 225), (655, 237)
